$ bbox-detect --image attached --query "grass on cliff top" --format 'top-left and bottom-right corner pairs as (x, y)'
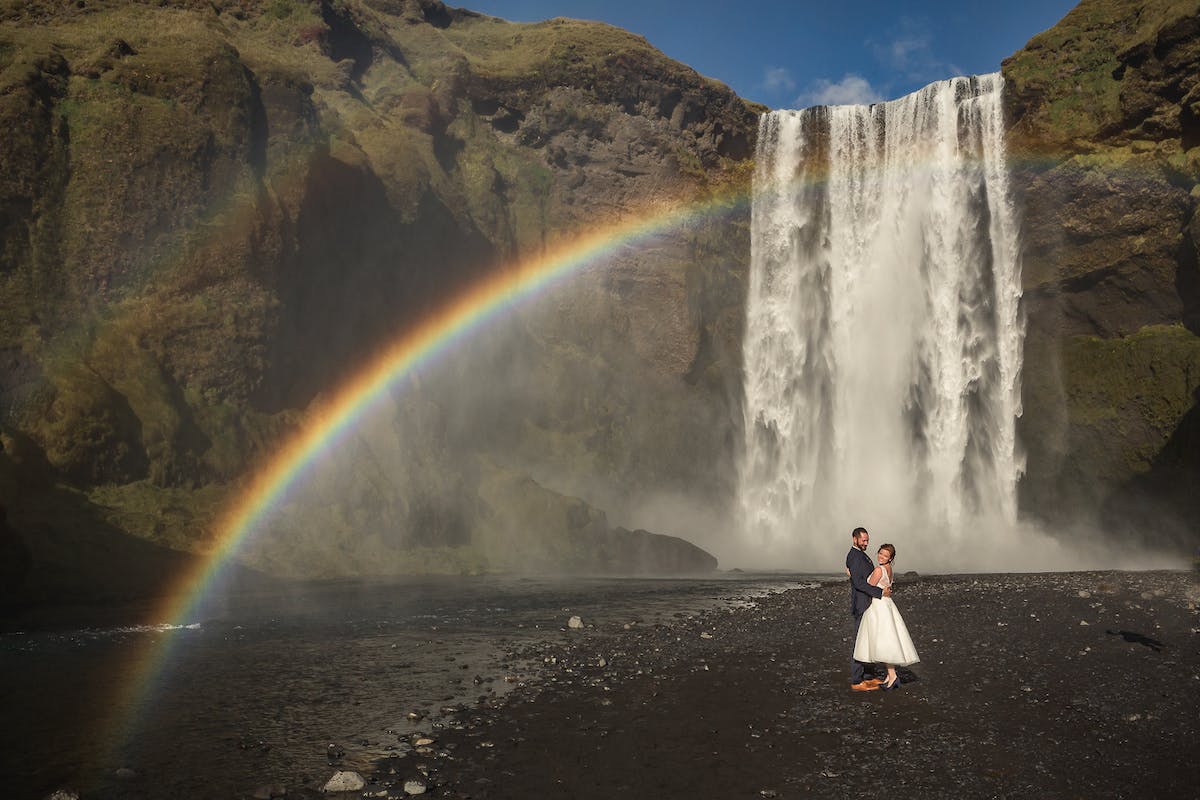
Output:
(441, 13), (726, 91)
(1003, 0), (1200, 145)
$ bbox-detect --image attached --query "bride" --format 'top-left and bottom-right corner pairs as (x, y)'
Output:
(852, 543), (919, 690)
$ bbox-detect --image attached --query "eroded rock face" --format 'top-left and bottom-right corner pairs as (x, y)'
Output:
(0, 0), (754, 581)
(1002, 0), (1200, 544)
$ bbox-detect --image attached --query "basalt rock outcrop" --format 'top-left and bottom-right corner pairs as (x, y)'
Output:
(0, 0), (758, 590)
(1002, 0), (1200, 544)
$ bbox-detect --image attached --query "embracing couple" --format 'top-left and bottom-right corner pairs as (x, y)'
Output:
(846, 526), (919, 692)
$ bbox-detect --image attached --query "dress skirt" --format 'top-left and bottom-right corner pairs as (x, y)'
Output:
(853, 597), (920, 666)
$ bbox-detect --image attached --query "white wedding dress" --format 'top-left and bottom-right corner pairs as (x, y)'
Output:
(853, 566), (920, 666)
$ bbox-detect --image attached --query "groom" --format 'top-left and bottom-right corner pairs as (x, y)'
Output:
(847, 526), (890, 691)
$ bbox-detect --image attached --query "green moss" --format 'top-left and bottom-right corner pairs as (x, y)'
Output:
(86, 481), (229, 553)
(1064, 324), (1200, 474)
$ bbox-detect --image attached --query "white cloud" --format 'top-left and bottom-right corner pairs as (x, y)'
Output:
(877, 32), (932, 72)
(794, 74), (884, 108)
(762, 66), (796, 94)
(868, 19), (962, 86)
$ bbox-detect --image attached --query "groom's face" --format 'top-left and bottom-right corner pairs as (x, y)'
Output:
(853, 531), (869, 550)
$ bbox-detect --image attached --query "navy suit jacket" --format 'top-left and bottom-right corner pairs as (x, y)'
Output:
(847, 546), (883, 618)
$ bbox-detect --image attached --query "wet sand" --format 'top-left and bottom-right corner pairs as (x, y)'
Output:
(347, 570), (1200, 799)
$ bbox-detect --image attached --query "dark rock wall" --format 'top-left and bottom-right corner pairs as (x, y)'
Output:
(0, 0), (757, 580)
(1003, 0), (1200, 545)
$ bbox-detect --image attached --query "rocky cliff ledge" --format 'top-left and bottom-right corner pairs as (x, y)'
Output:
(1002, 0), (1200, 542)
(0, 0), (758, 594)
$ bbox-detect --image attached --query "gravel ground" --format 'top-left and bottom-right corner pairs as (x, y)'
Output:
(330, 570), (1200, 800)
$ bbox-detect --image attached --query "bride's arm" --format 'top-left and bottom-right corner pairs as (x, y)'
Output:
(867, 566), (883, 586)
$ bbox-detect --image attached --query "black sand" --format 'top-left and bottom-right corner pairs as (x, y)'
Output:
(355, 570), (1200, 799)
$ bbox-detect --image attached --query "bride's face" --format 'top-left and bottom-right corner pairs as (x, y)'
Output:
(876, 550), (891, 564)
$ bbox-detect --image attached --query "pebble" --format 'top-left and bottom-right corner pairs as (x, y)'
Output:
(322, 771), (365, 792)
(404, 778), (428, 795)
(115, 767), (138, 780)
(568, 616), (584, 629)
(44, 792), (80, 800)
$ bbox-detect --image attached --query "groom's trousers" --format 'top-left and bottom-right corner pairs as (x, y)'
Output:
(850, 612), (869, 683)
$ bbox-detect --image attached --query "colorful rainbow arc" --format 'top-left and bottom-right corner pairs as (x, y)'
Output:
(145, 190), (748, 631)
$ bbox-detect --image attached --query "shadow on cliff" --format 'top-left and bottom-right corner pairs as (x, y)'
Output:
(0, 439), (268, 631)
(253, 148), (496, 413)
(1102, 385), (1200, 551)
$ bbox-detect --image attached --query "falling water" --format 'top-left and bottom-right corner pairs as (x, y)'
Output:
(739, 74), (1025, 568)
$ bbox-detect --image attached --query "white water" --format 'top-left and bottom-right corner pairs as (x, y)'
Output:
(738, 74), (1033, 571)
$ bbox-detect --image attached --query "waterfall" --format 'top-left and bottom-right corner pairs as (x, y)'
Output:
(738, 73), (1024, 568)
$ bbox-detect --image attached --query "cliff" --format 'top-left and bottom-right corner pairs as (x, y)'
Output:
(1002, 0), (1200, 542)
(4, 0), (1198, 602)
(0, 0), (756, 593)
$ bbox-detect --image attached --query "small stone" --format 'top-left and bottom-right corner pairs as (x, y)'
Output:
(44, 792), (80, 800)
(322, 771), (365, 792)
(115, 768), (138, 780)
(1079, 620), (1089, 626)
(414, 737), (435, 746)
(568, 616), (584, 629)
(1077, 590), (1091, 598)
(403, 779), (428, 795)
(700, 632), (714, 639)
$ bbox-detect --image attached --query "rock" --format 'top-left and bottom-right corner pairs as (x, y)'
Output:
(322, 771), (365, 792)
(44, 792), (80, 800)
(568, 616), (584, 629)
(115, 767), (138, 780)
(403, 778), (428, 795)
(326, 743), (345, 761)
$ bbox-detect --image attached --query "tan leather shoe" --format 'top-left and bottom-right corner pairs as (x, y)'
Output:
(864, 678), (884, 686)
(850, 681), (880, 691)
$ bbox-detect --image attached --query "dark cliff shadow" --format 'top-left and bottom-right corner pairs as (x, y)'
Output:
(0, 438), (268, 630)
(1101, 385), (1200, 551)
(252, 149), (496, 413)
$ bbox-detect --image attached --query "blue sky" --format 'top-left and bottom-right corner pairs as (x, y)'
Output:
(462, 0), (1080, 108)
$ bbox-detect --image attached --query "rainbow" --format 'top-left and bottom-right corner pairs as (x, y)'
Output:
(145, 190), (748, 629)
(99, 190), (748, 754)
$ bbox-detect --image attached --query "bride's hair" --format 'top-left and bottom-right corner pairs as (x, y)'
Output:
(879, 544), (896, 562)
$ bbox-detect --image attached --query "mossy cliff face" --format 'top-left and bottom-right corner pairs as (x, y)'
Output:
(0, 0), (758, 586)
(1002, 0), (1200, 541)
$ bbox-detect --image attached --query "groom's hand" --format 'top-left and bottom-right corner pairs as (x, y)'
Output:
(883, 586), (892, 597)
